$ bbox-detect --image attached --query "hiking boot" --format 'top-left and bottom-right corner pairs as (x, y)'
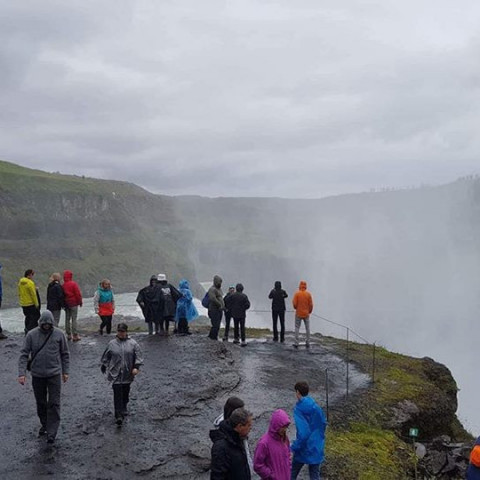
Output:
(47, 436), (55, 444)
(241, 342), (247, 347)
(222, 337), (228, 342)
(38, 426), (47, 437)
(0, 332), (7, 340)
(273, 338), (278, 342)
(233, 339), (240, 345)
(116, 417), (123, 426)
(72, 334), (80, 342)
(98, 329), (103, 336)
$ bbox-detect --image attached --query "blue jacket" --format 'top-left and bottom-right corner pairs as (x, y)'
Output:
(467, 437), (480, 480)
(291, 395), (327, 464)
(175, 279), (199, 323)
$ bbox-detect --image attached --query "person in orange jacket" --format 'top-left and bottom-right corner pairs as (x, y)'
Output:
(292, 281), (313, 349)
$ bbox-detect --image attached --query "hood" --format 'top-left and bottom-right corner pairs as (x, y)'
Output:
(296, 395), (317, 415)
(213, 275), (223, 289)
(63, 270), (73, 282)
(299, 280), (307, 291)
(268, 409), (290, 437)
(39, 310), (54, 327)
(274, 281), (282, 289)
(19, 277), (31, 285)
(179, 279), (190, 290)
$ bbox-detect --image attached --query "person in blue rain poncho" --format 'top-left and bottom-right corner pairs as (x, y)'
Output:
(175, 279), (198, 335)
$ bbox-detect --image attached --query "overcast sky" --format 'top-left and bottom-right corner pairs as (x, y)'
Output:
(1, 1), (479, 198)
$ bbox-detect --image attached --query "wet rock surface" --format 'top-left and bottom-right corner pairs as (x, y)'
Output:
(0, 324), (369, 479)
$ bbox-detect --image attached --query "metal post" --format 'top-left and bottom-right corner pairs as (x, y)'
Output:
(325, 368), (329, 422)
(346, 327), (350, 400)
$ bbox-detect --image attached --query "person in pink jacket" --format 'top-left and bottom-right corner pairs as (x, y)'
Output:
(254, 409), (291, 480)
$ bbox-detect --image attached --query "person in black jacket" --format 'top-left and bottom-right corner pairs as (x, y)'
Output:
(268, 281), (288, 343)
(136, 276), (165, 335)
(222, 286), (235, 342)
(46, 273), (65, 327)
(157, 274), (182, 335)
(229, 284), (251, 346)
(210, 407), (253, 480)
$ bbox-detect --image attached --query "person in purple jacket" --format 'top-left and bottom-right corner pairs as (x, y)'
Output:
(254, 409), (291, 480)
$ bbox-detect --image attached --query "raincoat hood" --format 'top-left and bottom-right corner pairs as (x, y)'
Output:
(296, 395), (317, 414)
(268, 409), (290, 438)
(63, 270), (73, 282)
(299, 280), (307, 291)
(274, 281), (282, 289)
(213, 275), (223, 289)
(179, 279), (190, 290)
(39, 310), (54, 326)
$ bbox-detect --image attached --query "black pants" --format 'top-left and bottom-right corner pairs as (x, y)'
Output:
(223, 313), (232, 339)
(99, 315), (112, 334)
(32, 375), (62, 439)
(233, 317), (246, 342)
(208, 309), (222, 340)
(178, 318), (189, 334)
(160, 316), (173, 333)
(23, 305), (40, 334)
(272, 310), (286, 342)
(113, 383), (131, 419)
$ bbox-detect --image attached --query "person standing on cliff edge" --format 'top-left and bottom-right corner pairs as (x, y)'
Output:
(268, 281), (288, 343)
(18, 269), (41, 334)
(207, 275), (224, 341)
(292, 281), (313, 349)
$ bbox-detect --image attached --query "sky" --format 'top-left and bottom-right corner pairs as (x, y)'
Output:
(1, 0), (480, 198)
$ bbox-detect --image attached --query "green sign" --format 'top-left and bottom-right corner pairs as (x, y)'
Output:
(409, 428), (419, 437)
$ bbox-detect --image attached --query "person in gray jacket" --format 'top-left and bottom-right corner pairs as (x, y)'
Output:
(101, 323), (144, 425)
(208, 275), (225, 341)
(18, 310), (70, 444)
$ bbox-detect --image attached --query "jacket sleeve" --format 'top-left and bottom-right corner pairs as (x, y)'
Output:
(268, 290), (273, 299)
(31, 283), (39, 308)
(133, 341), (144, 369)
(253, 441), (273, 479)
(75, 284), (83, 307)
(111, 291), (115, 312)
(283, 290), (288, 299)
(60, 333), (70, 375)
(171, 285), (182, 302)
(291, 408), (311, 453)
(101, 345), (111, 367)
(292, 292), (298, 310)
(18, 334), (33, 376)
(93, 290), (100, 313)
(245, 295), (251, 311)
(309, 293), (313, 314)
(210, 441), (230, 479)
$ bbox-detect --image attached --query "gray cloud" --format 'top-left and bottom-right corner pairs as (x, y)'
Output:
(1, 0), (480, 197)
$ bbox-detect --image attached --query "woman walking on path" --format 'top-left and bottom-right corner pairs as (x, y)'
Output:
(62, 270), (83, 341)
(94, 279), (115, 335)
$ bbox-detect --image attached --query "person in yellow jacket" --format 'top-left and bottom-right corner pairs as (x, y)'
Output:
(292, 281), (313, 349)
(18, 269), (41, 334)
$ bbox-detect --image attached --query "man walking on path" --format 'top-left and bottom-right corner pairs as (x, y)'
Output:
(0, 264), (7, 339)
(268, 281), (288, 343)
(47, 273), (64, 327)
(291, 381), (327, 480)
(62, 270), (83, 341)
(292, 281), (313, 348)
(18, 269), (41, 334)
(207, 275), (224, 341)
(101, 323), (144, 426)
(18, 310), (70, 444)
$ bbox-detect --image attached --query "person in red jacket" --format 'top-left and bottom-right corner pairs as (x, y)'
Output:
(62, 270), (83, 341)
(292, 281), (313, 349)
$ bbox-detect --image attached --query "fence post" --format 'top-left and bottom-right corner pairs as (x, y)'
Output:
(346, 327), (350, 400)
(325, 368), (329, 422)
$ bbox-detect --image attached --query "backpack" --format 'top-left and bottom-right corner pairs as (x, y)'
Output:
(201, 292), (210, 309)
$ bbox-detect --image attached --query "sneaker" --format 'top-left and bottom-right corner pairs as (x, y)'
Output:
(0, 332), (7, 340)
(47, 436), (55, 444)
(38, 426), (47, 437)
(98, 329), (103, 336)
(241, 342), (247, 347)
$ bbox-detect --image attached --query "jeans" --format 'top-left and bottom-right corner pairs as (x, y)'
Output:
(23, 305), (40, 334)
(295, 315), (311, 346)
(147, 321), (160, 335)
(208, 309), (222, 340)
(65, 306), (78, 336)
(223, 313), (232, 339)
(51, 310), (61, 327)
(291, 459), (320, 480)
(32, 375), (62, 439)
(233, 317), (246, 342)
(99, 315), (112, 334)
(113, 383), (131, 419)
(272, 310), (285, 341)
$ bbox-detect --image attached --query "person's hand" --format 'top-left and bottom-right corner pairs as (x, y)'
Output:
(101, 365), (107, 374)
(62, 374), (69, 383)
(18, 376), (26, 385)
(132, 368), (139, 376)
